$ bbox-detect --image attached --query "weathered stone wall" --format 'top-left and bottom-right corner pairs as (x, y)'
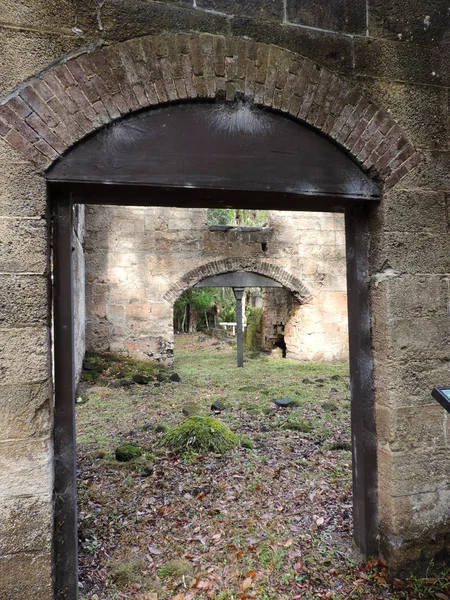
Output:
(1, 0), (450, 595)
(84, 207), (348, 363)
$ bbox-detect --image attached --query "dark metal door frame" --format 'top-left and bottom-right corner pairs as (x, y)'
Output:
(50, 186), (377, 600)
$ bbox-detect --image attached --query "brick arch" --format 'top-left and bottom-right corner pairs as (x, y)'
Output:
(0, 34), (418, 189)
(163, 258), (311, 304)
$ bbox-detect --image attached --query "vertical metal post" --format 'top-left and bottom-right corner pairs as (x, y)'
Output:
(233, 287), (245, 368)
(52, 189), (79, 599)
(345, 204), (378, 557)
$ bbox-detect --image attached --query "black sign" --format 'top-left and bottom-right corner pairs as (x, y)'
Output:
(431, 387), (450, 413)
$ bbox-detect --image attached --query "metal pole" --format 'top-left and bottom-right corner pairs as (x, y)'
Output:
(233, 287), (245, 368)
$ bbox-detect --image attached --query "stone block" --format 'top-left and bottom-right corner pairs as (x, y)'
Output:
(0, 495), (52, 555)
(0, 218), (48, 273)
(0, 439), (52, 498)
(0, 0), (78, 31)
(0, 163), (46, 217)
(230, 17), (354, 74)
(378, 189), (447, 233)
(0, 327), (50, 385)
(354, 37), (445, 88)
(373, 274), (448, 319)
(370, 230), (450, 275)
(0, 26), (80, 98)
(389, 448), (450, 497)
(286, 0), (366, 35)
(368, 0), (450, 47)
(106, 304), (125, 322)
(399, 151), (450, 190)
(197, 0), (284, 21)
(85, 283), (108, 318)
(374, 356), (450, 408)
(126, 302), (151, 321)
(0, 551), (52, 600)
(0, 274), (48, 327)
(377, 404), (446, 450)
(357, 79), (448, 151)
(102, 1), (229, 43)
(0, 381), (52, 440)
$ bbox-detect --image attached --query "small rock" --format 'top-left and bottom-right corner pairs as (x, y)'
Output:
(211, 400), (226, 413)
(120, 379), (134, 387)
(315, 378), (325, 383)
(273, 398), (299, 408)
(302, 378), (313, 384)
(141, 423), (153, 431)
(132, 373), (151, 384)
(330, 374), (340, 381)
(169, 373), (181, 383)
(198, 336), (207, 342)
(140, 465), (154, 477)
(182, 403), (201, 416)
(330, 388), (338, 393)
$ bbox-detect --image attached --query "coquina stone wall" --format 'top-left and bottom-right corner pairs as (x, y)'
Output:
(0, 1), (449, 597)
(83, 207), (348, 364)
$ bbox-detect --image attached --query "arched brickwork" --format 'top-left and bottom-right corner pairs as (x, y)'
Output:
(0, 33), (418, 189)
(163, 257), (311, 303)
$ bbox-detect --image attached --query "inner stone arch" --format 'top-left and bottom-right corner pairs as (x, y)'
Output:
(164, 258), (312, 304)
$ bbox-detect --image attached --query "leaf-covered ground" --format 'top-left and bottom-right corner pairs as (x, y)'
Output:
(77, 335), (450, 600)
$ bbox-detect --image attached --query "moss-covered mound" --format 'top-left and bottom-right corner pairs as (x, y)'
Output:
(162, 416), (238, 454)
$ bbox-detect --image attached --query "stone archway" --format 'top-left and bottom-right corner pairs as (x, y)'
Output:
(0, 31), (422, 600)
(0, 33), (418, 190)
(164, 257), (312, 304)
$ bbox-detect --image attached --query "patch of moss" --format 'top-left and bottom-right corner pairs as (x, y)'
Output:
(239, 434), (254, 449)
(162, 416), (238, 454)
(158, 558), (194, 581)
(115, 443), (143, 462)
(321, 401), (338, 413)
(244, 307), (262, 352)
(327, 441), (352, 451)
(281, 420), (313, 433)
(109, 556), (158, 589)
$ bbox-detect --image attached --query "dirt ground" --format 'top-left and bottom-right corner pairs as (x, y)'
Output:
(76, 335), (449, 600)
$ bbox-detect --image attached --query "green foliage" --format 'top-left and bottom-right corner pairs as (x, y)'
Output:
(244, 306), (262, 352)
(81, 352), (160, 384)
(207, 208), (269, 226)
(162, 416), (239, 454)
(174, 287), (236, 331)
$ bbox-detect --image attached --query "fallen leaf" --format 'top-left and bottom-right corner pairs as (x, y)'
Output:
(316, 517), (325, 526)
(435, 594), (449, 600)
(241, 577), (253, 591)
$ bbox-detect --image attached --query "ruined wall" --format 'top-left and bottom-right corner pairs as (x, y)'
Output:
(1, 1), (450, 596)
(84, 207), (348, 363)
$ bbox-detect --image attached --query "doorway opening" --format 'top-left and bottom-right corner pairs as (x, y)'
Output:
(49, 100), (379, 599)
